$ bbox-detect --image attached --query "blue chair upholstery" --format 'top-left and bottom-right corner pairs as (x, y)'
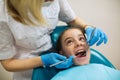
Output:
(32, 25), (115, 80)
(51, 64), (120, 80)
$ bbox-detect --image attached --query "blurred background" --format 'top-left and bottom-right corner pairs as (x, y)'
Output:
(0, 0), (120, 80)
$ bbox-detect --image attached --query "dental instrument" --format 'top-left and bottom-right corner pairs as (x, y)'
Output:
(49, 59), (68, 67)
(90, 27), (96, 41)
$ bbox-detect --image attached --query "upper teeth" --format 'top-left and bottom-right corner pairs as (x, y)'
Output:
(77, 50), (84, 53)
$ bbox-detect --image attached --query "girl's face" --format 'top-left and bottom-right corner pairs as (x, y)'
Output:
(60, 29), (90, 65)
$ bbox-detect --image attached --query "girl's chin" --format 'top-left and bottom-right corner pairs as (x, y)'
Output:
(73, 56), (90, 65)
(74, 61), (89, 66)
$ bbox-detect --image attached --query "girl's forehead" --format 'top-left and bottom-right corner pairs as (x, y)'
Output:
(63, 28), (83, 36)
(61, 29), (83, 41)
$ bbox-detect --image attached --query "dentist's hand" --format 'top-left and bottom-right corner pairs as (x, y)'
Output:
(85, 26), (108, 46)
(41, 52), (73, 69)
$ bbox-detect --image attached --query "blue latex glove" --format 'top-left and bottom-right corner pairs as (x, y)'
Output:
(41, 52), (74, 69)
(85, 26), (108, 46)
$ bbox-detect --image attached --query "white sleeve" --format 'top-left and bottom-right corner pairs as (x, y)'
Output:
(0, 0), (8, 22)
(59, 0), (76, 23)
(0, 22), (16, 60)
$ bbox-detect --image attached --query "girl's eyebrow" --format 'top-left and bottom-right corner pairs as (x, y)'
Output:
(64, 37), (72, 43)
(64, 34), (84, 42)
(78, 34), (84, 36)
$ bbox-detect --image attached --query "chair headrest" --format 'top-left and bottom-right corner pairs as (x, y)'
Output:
(51, 25), (69, 47)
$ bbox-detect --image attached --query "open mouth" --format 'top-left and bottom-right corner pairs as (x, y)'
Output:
(75, 51), (86, 57)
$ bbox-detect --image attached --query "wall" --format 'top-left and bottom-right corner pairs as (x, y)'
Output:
(67, 0), (120, 69)
(0, 63), (12, 80)
(0, 0), (120, 80)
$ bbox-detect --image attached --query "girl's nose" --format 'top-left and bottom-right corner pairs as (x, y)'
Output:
(75, 40), (84, 48)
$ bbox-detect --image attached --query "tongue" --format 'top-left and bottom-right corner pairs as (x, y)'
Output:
(76, 52), (86, 57)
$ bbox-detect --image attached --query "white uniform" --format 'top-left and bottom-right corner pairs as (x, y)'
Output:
(0, 0), (76, 80)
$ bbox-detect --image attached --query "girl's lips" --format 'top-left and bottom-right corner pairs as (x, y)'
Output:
(75, 51), (86, 57)
(74, 51), (88, 62)
(74, 55), (87, 63)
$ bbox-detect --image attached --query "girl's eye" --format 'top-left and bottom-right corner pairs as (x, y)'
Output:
(66, 40), (73, 45)
(79, 37), (86, 42)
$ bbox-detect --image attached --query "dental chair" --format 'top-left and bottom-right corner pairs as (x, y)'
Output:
(32, 25), (116, 80)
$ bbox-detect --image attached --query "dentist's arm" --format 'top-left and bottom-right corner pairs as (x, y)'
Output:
(1, 57), (43, 72)
(68, 17), (108, 46)
(1, 52), (73, 72)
